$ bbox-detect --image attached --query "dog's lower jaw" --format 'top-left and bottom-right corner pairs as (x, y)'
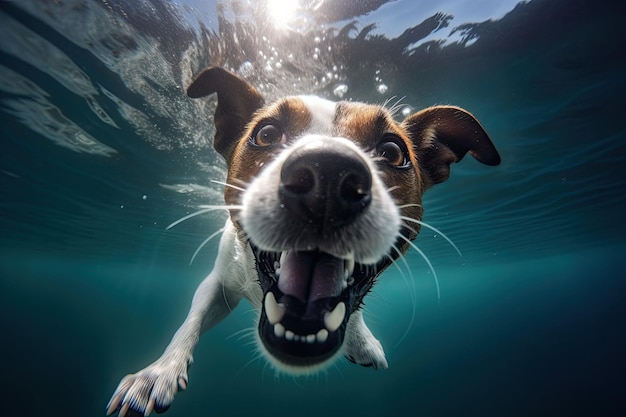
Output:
(257, 304), (388, 374)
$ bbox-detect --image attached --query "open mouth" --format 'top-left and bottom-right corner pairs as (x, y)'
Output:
(253, 245), (386, 369)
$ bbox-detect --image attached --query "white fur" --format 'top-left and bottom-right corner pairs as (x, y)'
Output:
(298, 95), (336, 135)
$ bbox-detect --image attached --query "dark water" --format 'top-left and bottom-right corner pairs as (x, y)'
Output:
(1, 0), (625, 416)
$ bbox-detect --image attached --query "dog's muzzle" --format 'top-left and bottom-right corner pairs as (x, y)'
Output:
(253, 142), (383, 368)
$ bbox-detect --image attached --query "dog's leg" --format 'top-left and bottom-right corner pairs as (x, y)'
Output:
(106, 224), (244, 416)
(344, 310), (388, 369)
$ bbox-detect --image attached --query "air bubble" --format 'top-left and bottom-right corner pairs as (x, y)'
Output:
(238, 61), (254, 77)
(377, 84), (388, 94)
(333, 84), (348, 98)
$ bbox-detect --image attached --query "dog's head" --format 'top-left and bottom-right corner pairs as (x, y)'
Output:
(188, 67), (500, 372)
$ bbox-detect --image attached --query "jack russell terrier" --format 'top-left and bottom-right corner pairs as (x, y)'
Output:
(107, 67), (500, 416)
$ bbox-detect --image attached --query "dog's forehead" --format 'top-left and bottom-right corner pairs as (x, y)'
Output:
(260, 96), (401, 145)
(298, 95), (336, 135)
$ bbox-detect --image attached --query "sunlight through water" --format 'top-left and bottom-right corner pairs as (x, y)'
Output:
(266, 0), (300, 29)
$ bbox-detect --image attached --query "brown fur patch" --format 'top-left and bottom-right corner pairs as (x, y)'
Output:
(333, 102), (424, 243)
(224, 97), (312, 208)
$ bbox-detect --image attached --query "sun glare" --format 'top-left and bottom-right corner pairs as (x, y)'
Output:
(266, 0), (299, 29)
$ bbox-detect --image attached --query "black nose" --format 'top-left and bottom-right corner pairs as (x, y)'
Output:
(279, 142), (372, 231)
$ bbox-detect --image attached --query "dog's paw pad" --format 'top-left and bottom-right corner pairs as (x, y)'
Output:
(106, 361), (188, 416)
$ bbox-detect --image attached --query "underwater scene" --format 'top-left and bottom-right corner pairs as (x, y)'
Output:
(1, 0), (624, 416)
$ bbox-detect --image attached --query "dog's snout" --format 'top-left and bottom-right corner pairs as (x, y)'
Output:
(279, 142), (372, 230)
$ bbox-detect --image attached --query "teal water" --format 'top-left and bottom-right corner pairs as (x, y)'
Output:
(1, 1), (625, 416)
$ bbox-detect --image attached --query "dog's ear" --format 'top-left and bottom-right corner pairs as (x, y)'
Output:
(403, 106), (500, 188)
(187, 67), (264, 162)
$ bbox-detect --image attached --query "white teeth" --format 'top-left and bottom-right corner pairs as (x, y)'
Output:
(270, 321), (335, 343)
(272, 326), (330, 344)
(343, 257), (355, 289)
(274, 323), (285, 338)
(264, 292), (285, 325)
(316, 328), (328, 343)
(323, 302), (346, 332)
(344, 257), (355, 278)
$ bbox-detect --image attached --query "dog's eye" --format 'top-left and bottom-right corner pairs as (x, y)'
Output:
(377, 136), (411, 168)
(250, 124), (285, 147)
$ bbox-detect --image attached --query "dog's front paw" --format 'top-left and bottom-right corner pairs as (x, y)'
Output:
(106, 357), (189, 416)
(344, 312), (388, 370)
(345, 332), (388, 370)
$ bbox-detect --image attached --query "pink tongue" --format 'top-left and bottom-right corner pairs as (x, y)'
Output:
(278, 251), (344, 303)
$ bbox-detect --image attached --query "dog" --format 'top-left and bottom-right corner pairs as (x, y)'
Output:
(106, 67), (500, 416)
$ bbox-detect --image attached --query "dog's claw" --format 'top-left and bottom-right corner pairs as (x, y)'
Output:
(107, 358), (189, 417)
(119, 401), (130, 417)
(178, 376), (187, 391)
(144, 398), (155, 416)
(106, 377), (132, 416)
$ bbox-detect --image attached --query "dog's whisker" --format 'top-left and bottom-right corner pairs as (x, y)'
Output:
(397, 203), (423, 209)
(392, 243), (416, 291)
(381, 95), (406, 116)
(197, 204), (243, 210)
(226, 326), (257, 341)
(189, 227), (226, 265)
(387, 96), (408, 116)
(401, 222), (419, 236)
(231, 177), (250, 189)
(210, 179), (247, 192)
(221, 258), (240, 313)
(381, 96), (395, 110)
(386, 185), (401, 193)
(387, 251), (416, 318)
(239, 353), (264, 374)
(166, 208), (220, 230)
(243, 338), (260, 348)
(330, 360), (344, 384)
(233, 346), (265, 381)
(400, 216), (462, 257)
(387, 245), (417, 350)
(398, 234), (440, 301)
(167, 205), (240, 230)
